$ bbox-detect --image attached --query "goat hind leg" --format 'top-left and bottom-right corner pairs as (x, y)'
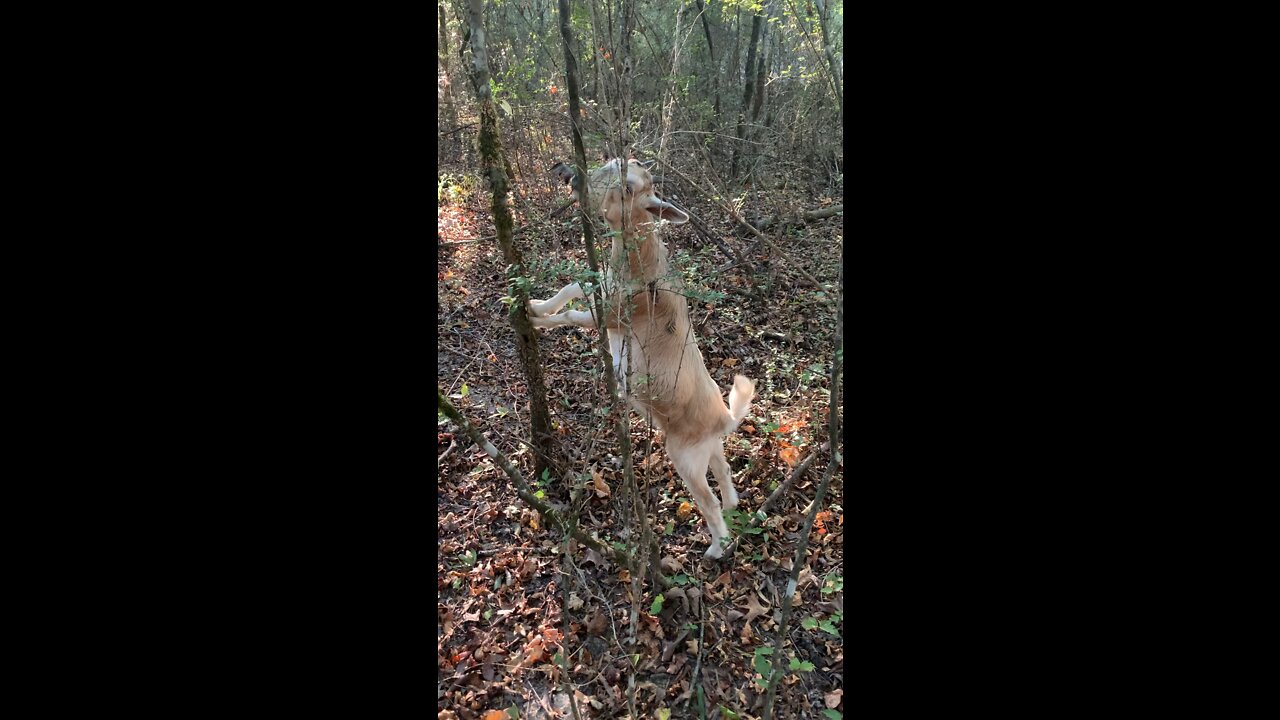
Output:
(709, 446), (739, 512)
(669, 441), (730, 559)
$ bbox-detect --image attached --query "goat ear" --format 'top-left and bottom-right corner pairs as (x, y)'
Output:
(644, 196), (689, 225)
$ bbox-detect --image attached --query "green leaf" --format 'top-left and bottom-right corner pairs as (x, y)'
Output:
(719, 706), (739, 720)
(820, 620), (839, 636)
(460, 383), (470, 397)
(650, 594), (665, 614)
(541, 468), (551, 481)
(752, 647), (774, 678)
(664, 521), (675, 536)
(822, 711), (843, 720)
(535, 489), (545, 499)
(802, 617), (819, 630)
(657, 709), (671, 720)
(506, 705), (519, 719)
(789, 658), (815, 672)
(672, 573), (690, 586)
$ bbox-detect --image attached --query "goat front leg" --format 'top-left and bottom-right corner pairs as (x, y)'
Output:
(528, 283), (585, 317)
(528, 308), (602, 330)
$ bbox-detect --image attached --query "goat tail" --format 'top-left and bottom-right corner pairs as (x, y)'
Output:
(726, 375), (757, 433)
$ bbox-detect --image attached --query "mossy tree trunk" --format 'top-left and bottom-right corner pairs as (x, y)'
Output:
(466, 0), (560, 481)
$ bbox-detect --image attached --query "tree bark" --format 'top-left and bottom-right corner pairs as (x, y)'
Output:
(466, 0), (559, 481)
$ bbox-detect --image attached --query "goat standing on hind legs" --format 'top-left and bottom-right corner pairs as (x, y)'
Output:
(528, 158), (757, 560)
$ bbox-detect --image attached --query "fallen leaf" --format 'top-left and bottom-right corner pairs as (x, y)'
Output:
(568, 592), (584, 610)
(543, 627), (563, 644)
(780, 446), (800, 467)
(825, 689), (844, 708)
(722, 358), (738, 367)
(586, 610), (607, 635)
(482, 711), (508, 720)
(618, 569), (631, 583)
(592, 467), (611, 497)
(517, 637), (545, 668)
(743, 591), (770, 624)
(777, 419), (808, 434)
(676, 502), (693, 521)
(660, 556), (683, 574)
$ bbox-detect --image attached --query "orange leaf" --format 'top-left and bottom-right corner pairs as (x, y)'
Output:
(482, 711), (508, 720)
(777, 419), (808, 434)
(676, 502), (693, 521)
(592, 467), (611, 497)
(779, 446), (800, 467)
(543, 626), (563, 644)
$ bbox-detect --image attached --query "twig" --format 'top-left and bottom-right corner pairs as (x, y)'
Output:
(441, 122), (477, 136)
(438, 439), (458, 468)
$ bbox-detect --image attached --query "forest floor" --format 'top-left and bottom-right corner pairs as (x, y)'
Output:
(438, 143), (844, 720)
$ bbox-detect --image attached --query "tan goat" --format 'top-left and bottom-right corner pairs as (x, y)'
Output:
(528, 158), (756, 559)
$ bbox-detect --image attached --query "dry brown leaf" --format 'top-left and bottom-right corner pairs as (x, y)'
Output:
(660, 556), (684, 574)
(586, 610), (607, 635)
(618, 569), (631, 583)
(592, 467), (611, 497)
(825, 689), (844, 708)
(517, 636), (545, 668)
(722, 357), (738, 367)
(543, 626), (563, 644)
(567, 592), (584, 610)
(743, 591), (770, 624)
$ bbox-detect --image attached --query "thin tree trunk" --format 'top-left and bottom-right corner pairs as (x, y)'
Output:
(750, 6), (770, 123)
(693, 0), (719, 118)
(730, 4), (764, 179)
(466, 0), (559, 481)
(439, 4), (459, 136)
(813, 0), (843, 123)
(657, 1), (688, 167)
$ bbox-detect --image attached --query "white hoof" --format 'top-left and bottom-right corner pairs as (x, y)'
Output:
(703, 543), (724, 560)
(723, 492), (739, 513)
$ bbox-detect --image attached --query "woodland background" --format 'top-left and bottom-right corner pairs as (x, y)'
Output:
(438, 1), (843, 718)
